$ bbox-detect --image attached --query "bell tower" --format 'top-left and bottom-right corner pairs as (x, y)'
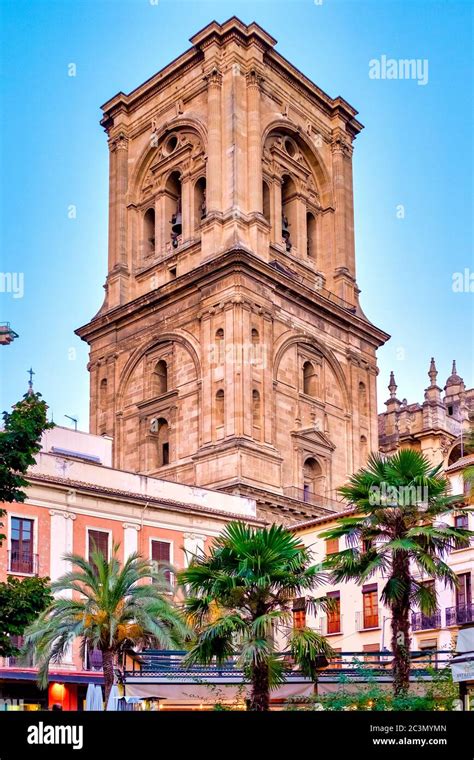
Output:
(77, 18), (389, 522)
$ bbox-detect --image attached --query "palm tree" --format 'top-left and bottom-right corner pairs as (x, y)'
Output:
(24, 546), (189, 702)
(179, 522), (334, 711)
(321, 449), (473, 696)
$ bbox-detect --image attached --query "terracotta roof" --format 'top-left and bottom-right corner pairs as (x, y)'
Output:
(291, 506), (356, 531)
(24, 472), (266, 525)
(445, 454), (474, 473)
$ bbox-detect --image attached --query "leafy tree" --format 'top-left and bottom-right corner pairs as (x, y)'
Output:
(0, 391), (53, 543)
(179, 522), (334, 711)
(321, 450), (473, 696)
(0, 576), (52, 657)
(24, 545), (189, 702)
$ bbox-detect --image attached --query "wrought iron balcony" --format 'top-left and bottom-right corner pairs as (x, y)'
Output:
(411, 610), (441, 631)
(445, 604), (474, 627)
(282, 487), (346, 511)
(7, 550), (38, 575)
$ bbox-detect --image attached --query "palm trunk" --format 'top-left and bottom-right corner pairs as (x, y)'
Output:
(390, 553), (411, 696)
(101, 648), (115, 704)
(249, 661), (270, 711)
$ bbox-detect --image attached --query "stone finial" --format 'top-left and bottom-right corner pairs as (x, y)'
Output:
(445, 359), (464, 390)
(388, 370), (397, 399)
(428, 357), (438, 387)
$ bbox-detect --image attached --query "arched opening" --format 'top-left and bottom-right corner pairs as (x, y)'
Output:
(194, 177), (206, 232)
(303, 456), (325, 498)
(281, 174), (297, 252)
(251, 328), (259, 366)
(303, 361), (318, 397)
(156, 418), (170, 467)
(215, 389), (225, 431)
(252, 389), (261, 439)
(360, 435), (368, 464)
(359, 382), (367, 415)
(154, 360), (168, 395)
(262, 181), (271, 224)
(143, 208), (155, 256)
(306, 211), (316, 259)
(214, 328), (224, 365)
(100, 378), (107, 410)
(165, 171), (182, 248)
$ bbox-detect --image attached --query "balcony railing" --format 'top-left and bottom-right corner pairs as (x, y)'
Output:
(355, 609), (381, 631)
(446, 604), (474, 627)
(7, 550), (38, 575)
(282, 488), (346, 512)
(411, 610), (441, 631)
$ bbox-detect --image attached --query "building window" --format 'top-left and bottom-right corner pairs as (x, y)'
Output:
(154, 359), (168, 395)
(151, 540), (171, 584)
(10, 517), (35, 574)
(304, 456), (324, 496)
(143, 207), (156, 256)
(325, 537), (339, 556)
(456, 572), (472, 610)
(100, 378), (107, 409)
(362, 584), (379, 629)
(250, 328), (260, 366)
(215, 389), (225, 430)
(88, 529), (109, 572)
(293, 597), (306, 629)
(362, 643), (380, 668)
(306, 211), (316, 259)
(360, 435), (368, 464)
(454, 514), (469, 549)
(327, 591), (341, 634)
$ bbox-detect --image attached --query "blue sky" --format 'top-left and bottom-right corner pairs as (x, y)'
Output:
(0, 0), (472, 429)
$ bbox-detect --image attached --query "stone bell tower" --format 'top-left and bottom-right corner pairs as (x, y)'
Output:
(76, 18), (389, 522)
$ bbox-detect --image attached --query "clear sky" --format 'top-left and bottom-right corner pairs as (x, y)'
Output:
(0, 0), (472, 429)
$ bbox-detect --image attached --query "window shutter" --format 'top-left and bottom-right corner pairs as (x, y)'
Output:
(152, 541), (170, 563)
(88, 530), (109, 559)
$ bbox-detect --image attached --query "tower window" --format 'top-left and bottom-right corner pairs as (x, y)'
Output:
(215, 329), (225, 365)
(166, 171), (182, 248)
(252, 389), (261, 436)
(262, 181), (271, 224)
(303, 456), (324, 495)
(306, 211), (316, 259)
(144, 208), (155, 256)
(156, 418), (169, 467)
(154, 360), (168, 395)
(447, 405), (453, 416)
(215, 389), (225, 429)
(281, 174), (297, 252)
(303, 361), (318, 397)
(359, 382), (367, 415)
(100, 378), (107, 409)
(194, 177), (206, 230)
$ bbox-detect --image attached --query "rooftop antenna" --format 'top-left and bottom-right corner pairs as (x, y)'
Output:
(64, 415), (78, 431)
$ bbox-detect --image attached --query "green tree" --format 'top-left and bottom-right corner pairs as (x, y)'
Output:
(321, 450), (473, 696)
(24, 545), (189, 702)
(179, 522), (334, 712)
(0, 391), (53, 543)
(0, 576), (52, 657)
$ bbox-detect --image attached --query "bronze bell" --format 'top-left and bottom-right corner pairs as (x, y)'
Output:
(282, 215), (290, 241)
(171, 212), (182, 237)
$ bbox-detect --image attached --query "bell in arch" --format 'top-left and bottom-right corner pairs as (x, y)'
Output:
(171, 199), (182, 236)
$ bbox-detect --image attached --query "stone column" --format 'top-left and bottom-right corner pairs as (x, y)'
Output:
(49, 509), (76, 664)
(122, 523), (141, 560)
(206, 69), (223, 213)
(200, 311), (213, 445)
(114, 134), (129, 268)
(246, 70), (262, 214)
(183, 533), (206, 567)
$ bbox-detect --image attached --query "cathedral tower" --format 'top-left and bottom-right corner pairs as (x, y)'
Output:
(76, 18), (389, 521)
